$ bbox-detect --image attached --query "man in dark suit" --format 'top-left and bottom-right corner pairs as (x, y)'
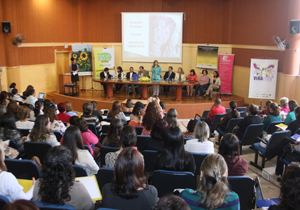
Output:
(100, 67), (112, 94)
(125, 67), (137, 95)
(163, 66), (175, 95)
(234, 104), (261, 139)
(136, 66), (150, 94)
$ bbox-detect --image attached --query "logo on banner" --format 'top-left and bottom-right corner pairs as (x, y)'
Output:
(252, 63), (276, 81)
(221, 55), (232, 63)
(98, 53), (112, 63)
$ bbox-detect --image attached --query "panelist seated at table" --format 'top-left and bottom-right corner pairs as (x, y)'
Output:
(174, 67), (186, 82)
(136, 66), (150, 95)
(116, 66), (126, 94)
(125, 67), (138, 95)
(163, 66), (175, 96)
(100, 68), (112, 94)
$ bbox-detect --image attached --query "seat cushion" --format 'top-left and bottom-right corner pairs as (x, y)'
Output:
(253, 142), (267, 154)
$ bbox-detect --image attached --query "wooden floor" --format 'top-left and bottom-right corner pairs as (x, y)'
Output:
(52, 89), (245, 119)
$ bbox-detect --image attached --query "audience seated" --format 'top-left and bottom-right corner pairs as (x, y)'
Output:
(81, 102), (102, 133)
(25, 89), (37, 107)
(105, 125), (137, 168)
(218, 101), (241, 131)
(107, 101), (127, 124)
(8, 83), (16, 96)
(130, 101), (145, 120)
(0, 112), (25, 154)
(166, 108), (178, 127)
(263, 103), (282, 130)
(218, 133), (248, 176)
(70, 116), (100, 157)
(29, 101), (44, 121)
(64, 101), (78, 117)
(61, 126), (99, 175)
(155, 126), (196, 173)
(234, 104), (261, 139)
(128, 107), (143, 127)
(154, 194), (191, 210)
(206, 98), (226, 125)
(159, 101), (167, 120)
(102, 119), (123, 147)
(284, 100), (298, 125)
(0, 139), (35, 202)
(22, 85), (34, 99)
(280, 97), (290, 115)
(91, 101), (103, 122)
(102, 147), (158, 210)
(44, 106), (66, 133)
(56, 103), (71, 123)
(180, 154), (240, 210)
(7, 102), (19, 119)
(0, 105), (6, 118)
(144, 119), (168, 151)
(185, 121), (214, 154)
(269, 163), (300, 210)
(287, 106), (300, 134)
(16, 106), (34, 129)
(141, 102), (162, 136)
(183, 119), (197, 138)
(27, 115), (59, 147)
(2, 200), (39, 210)
(33, 146), (94, 210)
(0, 91), (8, 108)
(258, 100), (272, 116)
(123, 99), (134, 112)
(11, 88), (24, 102)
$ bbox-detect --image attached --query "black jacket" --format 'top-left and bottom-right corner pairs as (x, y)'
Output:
(163, 71), (175, 81)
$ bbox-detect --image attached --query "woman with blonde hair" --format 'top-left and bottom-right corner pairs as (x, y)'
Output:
(0, 139), (35, 202)
(175, 67), (186, 82)
(65, 101), (77, 117)
(180, 154), (240, 210)
(185, 121), (214, 154)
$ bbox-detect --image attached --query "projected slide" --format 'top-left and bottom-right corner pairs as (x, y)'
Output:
(122, 13), (183, 63)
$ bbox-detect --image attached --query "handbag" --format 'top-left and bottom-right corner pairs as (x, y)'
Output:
(282, 143), (300, 164)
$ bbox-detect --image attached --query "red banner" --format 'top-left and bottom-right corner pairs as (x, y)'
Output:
(218, 54), (234, 95)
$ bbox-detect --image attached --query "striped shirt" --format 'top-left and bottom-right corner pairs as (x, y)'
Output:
(180, 189), (240, 210)
(81, 115), (102, 132)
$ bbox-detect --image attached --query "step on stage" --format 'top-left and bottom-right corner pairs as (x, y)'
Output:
(53, 90), (244, 119)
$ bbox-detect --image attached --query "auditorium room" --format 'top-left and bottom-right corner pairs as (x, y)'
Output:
(0, 0), (300, 209)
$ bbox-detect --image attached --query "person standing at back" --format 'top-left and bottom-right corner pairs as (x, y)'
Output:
(207, 98), (226, 125)
(151, 60), (161, 96)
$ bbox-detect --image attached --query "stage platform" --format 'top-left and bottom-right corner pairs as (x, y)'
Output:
(52, 90), (245, 119)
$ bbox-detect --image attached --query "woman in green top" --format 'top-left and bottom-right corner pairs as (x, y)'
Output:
(151, 60), (162, 96)
(180, 154), (240, 210)
(263, 103), (283, 131)
(285, 100), (298, 125)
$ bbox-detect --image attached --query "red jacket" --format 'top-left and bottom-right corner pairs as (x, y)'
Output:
(57, 113), (71, 123)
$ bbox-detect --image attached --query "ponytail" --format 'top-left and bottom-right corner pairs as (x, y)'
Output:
(34, 101), (43, 117)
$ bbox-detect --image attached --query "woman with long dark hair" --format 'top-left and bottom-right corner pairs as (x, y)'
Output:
(32, 146), (94, 209)
(0, 91), (8, 107)
(6, 101), (19, 119)
(102, 147), (158, 210)
(180, 154), (240, 209)
(218, 133), (248, 176)
(218, 101), (241, 131)
(27, 115), (59, 147)
(0, 139), (35, 202)
(155, 126), (196, 173)
(22, 85), (34, 98)
(141, 102), (162, 136)
(116, 66), (126, 94)
(144, 119), (168, 151)
(70, 116), (100, 157)
(61, 126), (99, 175)
(44, 106), (66, 133)
(102, 119), (123, 147)
(129, 107), (143, 127)
(166, 108), (178, 127)
(204, 71), (221, 100)
(29, 100), (44, 121)
(107, 101), (127, 124)
(105, 125), (137, 168)
(0, 112), (25, 154)
(151, 60), (162, 96)
(284, 100), (298, 125)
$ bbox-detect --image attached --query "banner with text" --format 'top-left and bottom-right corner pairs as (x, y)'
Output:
(94, 48), (115, 79)
(249, 59), (278, 99)
(218, 54), (234, 95)
(196, 45), (219, 69)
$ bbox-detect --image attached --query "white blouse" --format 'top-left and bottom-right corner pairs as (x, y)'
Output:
(184, 139), (214, 154)
(75, 149), (99, 176)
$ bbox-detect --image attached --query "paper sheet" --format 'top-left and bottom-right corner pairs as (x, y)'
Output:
(76, 175), (102, 201)
(17, 179), (33, 193)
